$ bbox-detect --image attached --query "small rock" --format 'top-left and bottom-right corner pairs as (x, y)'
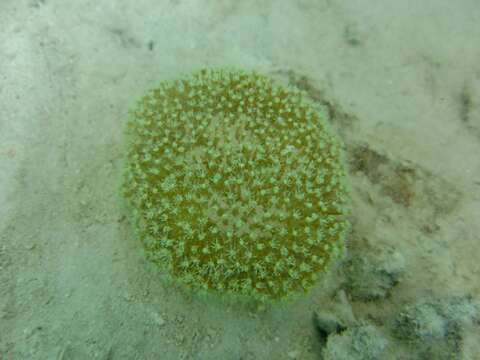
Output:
(344, 243), (406, 301)
(393, 295), (479, 359)
(314, 311), (347, 337)
(313, 290), (356, 342)
(322, 324), (388, 360)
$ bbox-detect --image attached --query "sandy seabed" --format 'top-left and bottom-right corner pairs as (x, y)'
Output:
(1, 1), (479, 359)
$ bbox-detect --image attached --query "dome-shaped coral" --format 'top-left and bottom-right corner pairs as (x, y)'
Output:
(123, 68), (350, 302)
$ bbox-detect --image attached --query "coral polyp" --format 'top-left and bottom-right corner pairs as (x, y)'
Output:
(123, 68), (350, 302)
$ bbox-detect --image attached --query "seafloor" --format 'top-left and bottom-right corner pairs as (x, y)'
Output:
(1, 1), (479, 359)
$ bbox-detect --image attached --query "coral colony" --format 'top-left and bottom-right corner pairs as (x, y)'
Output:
(123, 68), (350, 302)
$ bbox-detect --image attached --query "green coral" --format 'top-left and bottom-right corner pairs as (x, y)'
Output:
(123, 68), (350, 302)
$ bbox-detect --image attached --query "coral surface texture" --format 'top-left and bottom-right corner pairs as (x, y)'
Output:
(123, 68), (350, 302)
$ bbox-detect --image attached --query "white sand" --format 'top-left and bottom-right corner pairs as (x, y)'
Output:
(1, 0), (479, 358)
